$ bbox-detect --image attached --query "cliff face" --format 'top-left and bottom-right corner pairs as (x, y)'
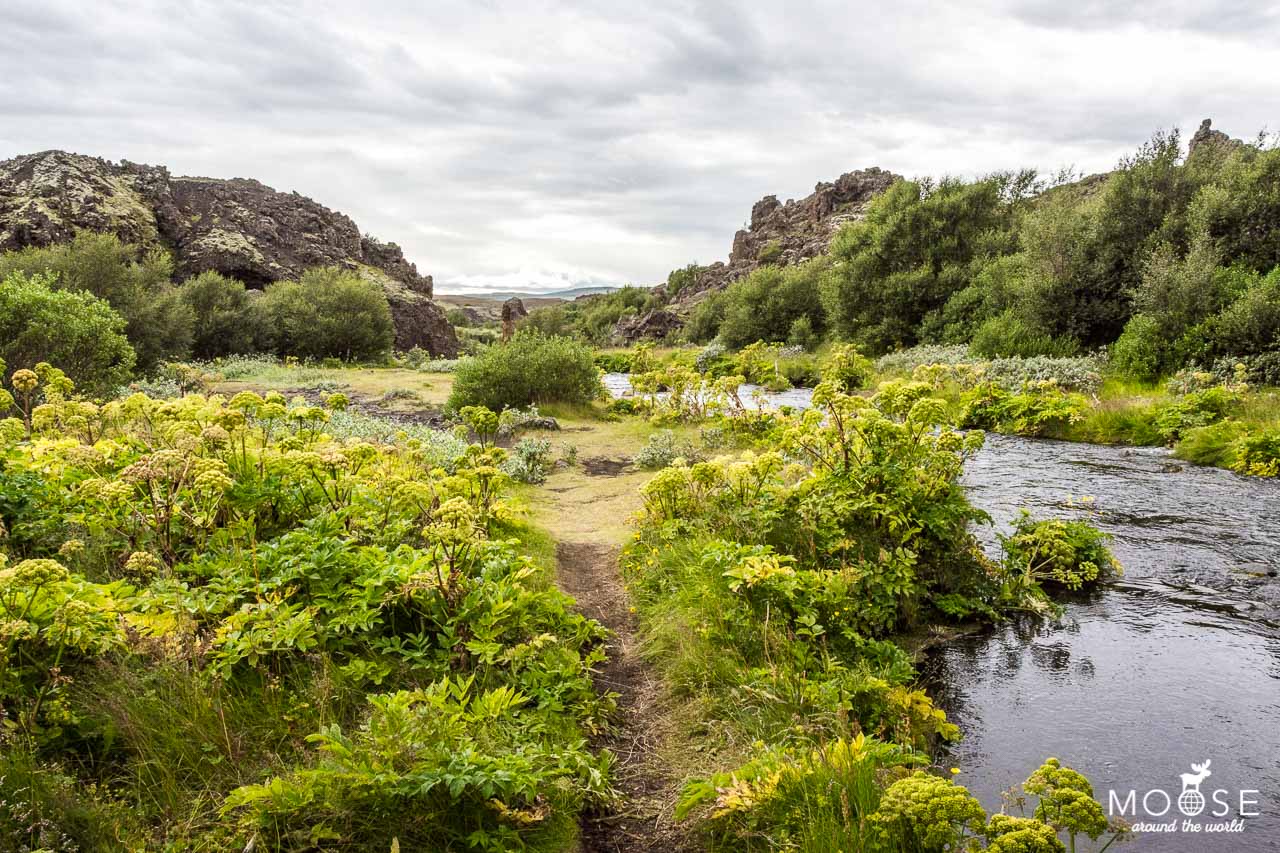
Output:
(0, 150), (458, 356)
(672, 166), (900, 308)
(611, 166), (899, 342)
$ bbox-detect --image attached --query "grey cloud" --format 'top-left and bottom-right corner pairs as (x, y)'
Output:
(1007, 0), (1280, 36)
(1, 0), (1278, 292)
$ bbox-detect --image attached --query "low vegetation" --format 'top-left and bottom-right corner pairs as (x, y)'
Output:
(619, 354), (1125, 849)
(1, 117), (1273, 852)
(0, 363), (610, 850)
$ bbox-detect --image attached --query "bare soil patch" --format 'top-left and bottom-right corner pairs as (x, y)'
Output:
(556, 542), (693, 853)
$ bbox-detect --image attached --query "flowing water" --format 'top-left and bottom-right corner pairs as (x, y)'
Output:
(932, 434), (1280, 851)
(604, 375), (1280, 849)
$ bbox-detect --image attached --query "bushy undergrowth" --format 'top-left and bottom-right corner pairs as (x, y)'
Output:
(449, 331), (602, 412)
(502, 437), (555, 484)
(0, 366), (611, 849)
(0, 235), (418, 385)
(958, 381), (1089, 437)
(631, 429), (702, 469)
(875, 345), (976, 375)
(623, 371), (1122, 849)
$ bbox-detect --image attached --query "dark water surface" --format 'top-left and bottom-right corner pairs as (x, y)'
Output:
(929, 435), (1280, 851)
(605, 376), (1280, 849)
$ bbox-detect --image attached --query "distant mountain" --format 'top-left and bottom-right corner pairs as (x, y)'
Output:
(439, 285), (621, 300)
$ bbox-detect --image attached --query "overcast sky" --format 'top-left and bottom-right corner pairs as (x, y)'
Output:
(2, 1), (1277, 293)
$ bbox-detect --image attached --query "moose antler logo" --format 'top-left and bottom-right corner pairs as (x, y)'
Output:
(1177, 760), (1212, 816)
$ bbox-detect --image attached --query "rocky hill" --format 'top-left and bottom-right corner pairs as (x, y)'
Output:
(674, 167), (899, 306)
(614, 167), (900, 341)
(0, 150), (458, 355)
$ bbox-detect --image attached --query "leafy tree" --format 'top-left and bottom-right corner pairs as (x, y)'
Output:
(1133, 240), (1226, 336)
(0, 232), (193, 370)
(178, 271), (272, 358)
(574, 286), (658, 343)
(1203, 266), (1280, 360)
(444, 307), (473, 328)
(1109, 314), (1168, 382)
(0, 272), (135, 394)
(523, 286), (659, 344)
(258, 267), (394, 361)
(717, 258), (828, 349)
(821, 175), (1021, 352)
(1189, 145), (1280, 272)
(520, 304), (574, 337)
(970, 310), (1077, 359)
(683, 291), (726, 343)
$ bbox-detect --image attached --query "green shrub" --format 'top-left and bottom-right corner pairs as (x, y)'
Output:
(1152, 386), (1237, 442)
(1208, 267), (1280, 358)
(524, 286), (658, 344)
(0, 378), (611, 846)
(448, 331), (602, 411)
(664, 262), (702, 298)
(683, 291), (726, 343)
(0, 232), (192, 371)
(632, 430), (701, 469)
(676, 736), (924, 848)
(1230, 427), (1280, 477)
(224, 681), (609, 851)
(593, 351), (635, 374)
(502, 437), (554, 484)
(1190, 145), (1280, 271)
(521, 304), (574, 337)
(821, 343), (874, 392)
(1173, 420), (1249, 467)
(258, 267), (394, 361)
(821, 175), (1021, 353)
(999, 512), (1120, 593)
(0, 272), (135, 394)
(786, 314), (819, 350)
(983, 355), (1105, 395)
(868, 771), (987, 851)
(178, 270), (272, 358)
(1110, 314), (1168, 381)
(958, 381), (1088, 437)
(875, 345), (976, 375)
(714, 259), (830, 351)
(756, 240), (784, 264)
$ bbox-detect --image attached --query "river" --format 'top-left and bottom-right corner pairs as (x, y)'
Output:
(603, 375), (1280, 850)
(933, 434), (1280, 851)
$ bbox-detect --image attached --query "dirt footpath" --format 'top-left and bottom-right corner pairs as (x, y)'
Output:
(555, 542), (693, 853)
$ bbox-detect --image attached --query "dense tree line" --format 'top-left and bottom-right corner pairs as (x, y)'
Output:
(0, 233), (396, 391)
(591, 128), (1280, 381)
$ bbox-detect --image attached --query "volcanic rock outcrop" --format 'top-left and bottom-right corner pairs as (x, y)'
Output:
(0, 150), (458, 355)
(671, 167), (900, 308)
(612, 166), (900, 342)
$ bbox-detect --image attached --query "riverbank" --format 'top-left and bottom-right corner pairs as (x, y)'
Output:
(209, 359), (1278, 851)
(594, 343), (1280, 479)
